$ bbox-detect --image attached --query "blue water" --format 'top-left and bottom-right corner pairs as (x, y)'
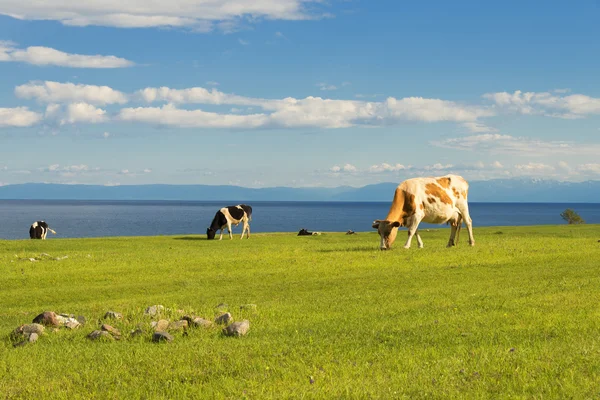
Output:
(0, 200), (599, 240)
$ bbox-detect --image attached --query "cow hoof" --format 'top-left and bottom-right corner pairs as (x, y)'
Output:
(403, 245), (410, 249)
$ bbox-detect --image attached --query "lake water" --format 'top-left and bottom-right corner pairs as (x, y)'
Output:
(0, 200), (599, 240)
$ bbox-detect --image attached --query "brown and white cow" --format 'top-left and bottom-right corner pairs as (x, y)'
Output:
(372, 174), (474, 250)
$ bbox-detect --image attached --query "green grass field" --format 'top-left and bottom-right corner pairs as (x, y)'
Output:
(1, 225), (600, 399)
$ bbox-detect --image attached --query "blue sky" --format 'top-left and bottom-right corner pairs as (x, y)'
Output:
(1, 0), (599, 187)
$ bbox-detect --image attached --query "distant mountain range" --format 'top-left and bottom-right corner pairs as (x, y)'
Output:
(0, 179), (599, 202)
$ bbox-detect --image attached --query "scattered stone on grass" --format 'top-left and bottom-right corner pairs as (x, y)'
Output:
(28, 332), (39, 343)
(215, 303), (228, 312)
(223, 320), (250, 337)
(39, 253), (51, 257)
(17, 323), (45, 336)
(101, 324), (121, 337)
(32, 311), (60, 327)
(130, 328), (144, 338)
(183, 316), (213, 328)
(240, 304), (257, 311)
(87, 330), (114, 341)
(152, 319), (170, 332)
(76, 315), (87, 325)
(54, 256), (69, 261)
(152, 332), (174, 343)
(215, 312), (233, 325)
(104, 311), (123, 320)
(56, 314), (81, 329)
(144, 305), (165, 317)
(169, 320), (188, 331)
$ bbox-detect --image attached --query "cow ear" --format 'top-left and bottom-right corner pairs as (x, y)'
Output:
(372, 221), (380, 229)
(391, 221), (401, 228)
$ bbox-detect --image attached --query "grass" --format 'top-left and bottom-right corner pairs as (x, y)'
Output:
(1, 225), (600, 399)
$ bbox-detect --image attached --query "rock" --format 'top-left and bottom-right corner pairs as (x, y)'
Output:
(169, 320), (189, 331)
(28, 333), (39, 343)
(65, 321), (80, 330)
(188, 317), (213, 328)
(103, 311), (123, 320)
(130, 328), (144, 337)
(101, 324), (121, 337)
(76, 315), (86, 325)
(87, 330), (114, 341)
(215, 303), (229, 311)
(240, 304), (257, 311)
(144, 305), (165, 316)
(17, 323), (45, 336)
(32, 311), (60, 327)
(223, 320), (250, 337)
(215, 312), (233, 325)
(56, 315), (81, 328)
(40, 253), (51, 257)
(13, 341), (28, 348)
(152, 332), (174, 343)
(153, 319), (170, 332)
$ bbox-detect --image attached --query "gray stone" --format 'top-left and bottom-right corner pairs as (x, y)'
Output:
(101, 324), (121, 337)
(130, 328), (144, 337)
(152, 332), (174, 342)
(223, 320), (250, 337)
(153, 319), (170, 332)
(215, 303), (229, 311)
(168, 320), (188, 331)
(32, 311), (59, 327)
(103, 311), (123, 320)
(65, 321), (80, 330)
(28, 333), (39, 343)
(76, 315), (86, 325)
(87, 330), (114, 340)
(240, 304), (257, 311)
(144, 305), (165, 316)
(191, 317), (213, 328)
(18, 323), (45, 336)
(215, 312), (233, 325)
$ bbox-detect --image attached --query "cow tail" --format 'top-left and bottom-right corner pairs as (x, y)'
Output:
(49, 229), (57, 235)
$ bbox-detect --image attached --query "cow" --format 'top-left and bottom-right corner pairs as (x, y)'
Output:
(372, 174), (474, 250)
(29, 221), (57, 240)
(298, 228), (321, 236)
(207, 204), (252, 240)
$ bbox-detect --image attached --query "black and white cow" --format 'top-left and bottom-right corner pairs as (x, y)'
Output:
(297, 228), (322, 236)
(207, 204), (252, 240)
(29, 221), (57, 240)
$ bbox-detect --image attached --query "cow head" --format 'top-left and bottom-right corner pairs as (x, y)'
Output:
(206, 228), (216, 240)
(372, 219), (401, 250)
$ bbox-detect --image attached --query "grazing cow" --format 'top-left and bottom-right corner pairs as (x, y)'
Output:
(297, 228), (321, 236)
(372, 174), (474, 250)
(29, 221), (57, 240)
(207, 204), (252, 240)
(346, 230), (357, 235)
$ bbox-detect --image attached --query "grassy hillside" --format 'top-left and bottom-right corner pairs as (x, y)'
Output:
(1, 226), (599, 398)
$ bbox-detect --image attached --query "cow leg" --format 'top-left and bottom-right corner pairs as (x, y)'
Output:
(42, 228), (47, 240)
(228, 223), (233, 240)
(404, 215), (423, 249)
(415, 231), (424, 248)
(457, 205), (475, 246)
(241, 221), (250, 239)
(447, 222), (458, 247)
(219, 228), (224, 240)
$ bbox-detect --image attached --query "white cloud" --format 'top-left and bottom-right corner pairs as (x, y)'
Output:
(484, 90), (600, 118)
(103, 131), (110, 139)
(0, 41), (133, 68)
(205, 81), (219, 86)
(61, 103), (107, 124)
(491, 161), (503, 169)
(462, 121), (498, 133)
(0, 0), (326, 30)
(317, 83), (337, 91)
(118, 104), (269, 128)
(329, 163), (357, 173)
(424, 163), (453, 171)
(0, 107), (42, 127)
(577, 163), (600, 174)
(369, 163), (410, 173)
(514, 162), (555, 172)
(434, 134), (600, 156)
(16, 81), (128, 105)
(143, 168), (152, 173)
(238, 39), (249, 46)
